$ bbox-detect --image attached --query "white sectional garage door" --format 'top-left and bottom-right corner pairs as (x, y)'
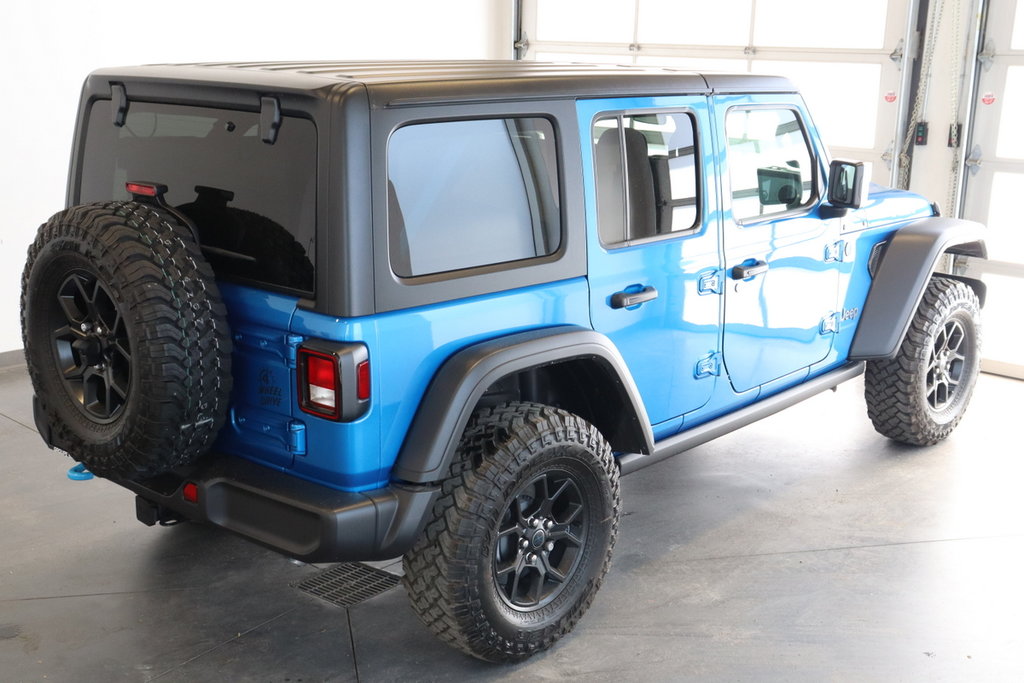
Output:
(522, 0), (913, 186)
(960, 1), (1024, 378)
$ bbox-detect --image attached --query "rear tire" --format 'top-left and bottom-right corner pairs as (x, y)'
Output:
(864, 277), (981, 445)
(402, 402), (620, 662)
(21, 201), (232, 479)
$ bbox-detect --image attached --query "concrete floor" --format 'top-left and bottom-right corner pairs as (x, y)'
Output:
(1, 358), (1022, 682)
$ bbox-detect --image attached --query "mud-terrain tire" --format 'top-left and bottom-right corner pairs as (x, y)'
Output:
(21, 201), (232, 479)
(865, 277), (981, 446)
(402, 402), (620, 662)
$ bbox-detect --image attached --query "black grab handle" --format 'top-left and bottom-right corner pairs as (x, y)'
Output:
(730, 260), (769, 280)
(610, 286), (659, 309)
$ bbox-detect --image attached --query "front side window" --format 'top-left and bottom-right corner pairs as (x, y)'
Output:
(387, 117), (560, 278)
(593, 112), (700, 246)
(80, 101), (317, 294)
(725, 107), (816, 221)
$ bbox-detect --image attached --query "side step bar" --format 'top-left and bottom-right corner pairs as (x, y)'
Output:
(618, 362), (865, 475)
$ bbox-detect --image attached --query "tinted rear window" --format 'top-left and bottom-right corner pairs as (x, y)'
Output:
(80, 101), (316, 295)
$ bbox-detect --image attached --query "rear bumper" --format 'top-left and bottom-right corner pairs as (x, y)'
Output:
(120, 456), (439, 563)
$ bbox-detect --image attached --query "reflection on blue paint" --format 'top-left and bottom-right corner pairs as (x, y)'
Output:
(202, 91), (937, 492)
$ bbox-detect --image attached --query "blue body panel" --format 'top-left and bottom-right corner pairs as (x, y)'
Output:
(213, 92), (934, 493)
(578, 96), (722, 429)
(714, 93), (839, 394)
(215, 283), (302, 471)
(368, 278), (591, 488)
(217, 279), (590, 492)
(829, 185), (935, 362)
(576, 93), (933, 440)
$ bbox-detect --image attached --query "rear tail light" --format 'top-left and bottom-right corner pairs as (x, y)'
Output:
(357, 360), (371, 401)
(182, 482), (199, 504)
(297, 341), (370, 421)
(305, 352), (339, 415)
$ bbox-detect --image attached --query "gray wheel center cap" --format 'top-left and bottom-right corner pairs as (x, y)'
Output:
(531, 529), (546, 548)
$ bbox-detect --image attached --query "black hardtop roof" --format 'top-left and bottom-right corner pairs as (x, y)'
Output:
(89, 60), (798, 104)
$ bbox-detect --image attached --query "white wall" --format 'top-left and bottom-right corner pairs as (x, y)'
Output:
(0, 0), (513, 353)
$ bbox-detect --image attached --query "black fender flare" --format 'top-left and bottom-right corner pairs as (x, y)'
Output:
(391, 325), (654, 485)
(849, 217), (987, 360)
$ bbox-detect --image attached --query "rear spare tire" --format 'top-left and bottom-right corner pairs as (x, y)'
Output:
(21, 201), (232, 479)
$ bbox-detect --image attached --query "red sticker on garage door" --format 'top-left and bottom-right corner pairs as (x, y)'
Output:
(884, 91), (897, 103)
(982, 92), (996, 105)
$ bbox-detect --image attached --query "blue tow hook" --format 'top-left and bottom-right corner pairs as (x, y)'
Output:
(67, 463), (94, 481)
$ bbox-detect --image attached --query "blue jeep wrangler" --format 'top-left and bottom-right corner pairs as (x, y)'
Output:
(21, 61), (986, 662)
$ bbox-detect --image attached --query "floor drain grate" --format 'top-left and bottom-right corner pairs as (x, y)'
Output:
(297, 562), (400, 608)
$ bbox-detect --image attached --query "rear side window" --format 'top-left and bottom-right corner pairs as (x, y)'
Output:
(593, 111), (700, 246)
(80, 101), (317, 295)
(387, 117), (560, 278)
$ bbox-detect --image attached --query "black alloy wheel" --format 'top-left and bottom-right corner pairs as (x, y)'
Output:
(50, 269), (132, 423)
(925, 317), (969, 413)
(493, 468), (588, 611)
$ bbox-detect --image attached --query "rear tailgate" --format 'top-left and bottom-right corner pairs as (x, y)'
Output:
(215, 283), (303, 470)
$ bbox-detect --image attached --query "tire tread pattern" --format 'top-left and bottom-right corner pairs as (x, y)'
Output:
(402, 401), (620, 662)
(864, 277), (981, 446)
(21, 201), (232, 479)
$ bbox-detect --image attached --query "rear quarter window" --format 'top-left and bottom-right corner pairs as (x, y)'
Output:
(79, 101), (317, 295)
(386, 117), (560, 278)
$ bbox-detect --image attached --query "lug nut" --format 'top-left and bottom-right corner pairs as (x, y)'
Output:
(544, 519), (554, 530)
(531, 518), (542, 528)
(80, 322), (91, 332)
(519, 539), (530, 550)
(527, 553), (538, 563)
(545, 541), (555, 552)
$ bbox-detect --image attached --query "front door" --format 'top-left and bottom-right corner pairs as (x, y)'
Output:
(580, 97), (722, 428)
(716, 97), (841, 393)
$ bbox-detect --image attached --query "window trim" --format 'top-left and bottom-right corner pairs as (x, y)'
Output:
(590, 108), (704, 250)
(723, 104), (822, 227)
(385, 114), (563, 281)
(370, 98), (586, 314)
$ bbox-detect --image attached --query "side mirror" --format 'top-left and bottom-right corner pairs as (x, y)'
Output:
(827, 159), (870, 210)
(757, 165), (803, 210)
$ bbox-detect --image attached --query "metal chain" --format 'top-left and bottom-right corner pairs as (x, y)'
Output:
(946, 0), (965, 215)
(899, 0), (948, 190)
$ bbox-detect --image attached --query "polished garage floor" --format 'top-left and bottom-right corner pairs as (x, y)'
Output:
(1, 357), (1022, 682)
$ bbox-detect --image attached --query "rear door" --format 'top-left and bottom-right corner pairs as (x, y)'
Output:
(580, 97), (722, 429)
(715, 97), (841, 392)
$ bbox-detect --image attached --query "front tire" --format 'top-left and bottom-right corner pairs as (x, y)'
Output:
(865, 277), (981, 445)
(402, 402), (620, 662)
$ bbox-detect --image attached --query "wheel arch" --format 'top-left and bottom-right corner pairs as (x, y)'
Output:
(849, 217), (987, 361)
(390, 325), (654, 485)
